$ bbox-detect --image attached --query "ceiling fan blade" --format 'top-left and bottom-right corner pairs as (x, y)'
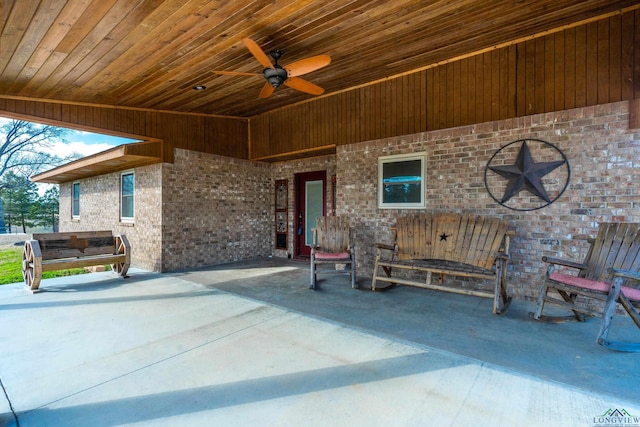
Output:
(213, 70), (261, 77)
(259, 82), (276, 99)
(285, 55), (331, 77)
(243, 38), (273, 69)
(284, 77), (324, 95)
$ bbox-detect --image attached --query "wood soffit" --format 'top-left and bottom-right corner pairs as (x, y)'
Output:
(1, 1), (638, 119)
(32, 141), (162, 184)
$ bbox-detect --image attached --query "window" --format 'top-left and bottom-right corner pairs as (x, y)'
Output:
(378, 152), (426, 209)
(120, 171), (134, 221)
(72, 182), (80, 217)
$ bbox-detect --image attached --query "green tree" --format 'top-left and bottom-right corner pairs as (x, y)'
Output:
(1, 172), (39, 233)
(0, 119), (70, 233)
(30, 186), (59, 232)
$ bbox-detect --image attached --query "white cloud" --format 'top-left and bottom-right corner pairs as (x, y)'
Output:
(0, 118), (133, 158)
(44, 140), (115, 158)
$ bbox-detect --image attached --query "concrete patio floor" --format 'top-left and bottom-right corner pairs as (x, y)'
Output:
(1, 257), (639, 426)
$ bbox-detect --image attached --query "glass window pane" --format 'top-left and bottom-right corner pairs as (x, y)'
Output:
(382, 159), (422, 204)
(305, 180), (323, 246)
(378, 153), (426, 208)
(72, 183), (80, 216)
(121, 173), (134, 219)
(121, 196), (134, 218)
(122, 173), (134, 196)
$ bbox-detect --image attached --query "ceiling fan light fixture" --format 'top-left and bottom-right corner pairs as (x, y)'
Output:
(267, 76), (283, 87)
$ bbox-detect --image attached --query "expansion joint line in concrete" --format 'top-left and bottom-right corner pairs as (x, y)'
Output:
(0, 375), (19, 427)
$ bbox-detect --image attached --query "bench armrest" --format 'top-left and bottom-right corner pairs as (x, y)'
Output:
(541, 255), (586, 270)
(610, 268), (640, 282)
(495, 252), (510, 260)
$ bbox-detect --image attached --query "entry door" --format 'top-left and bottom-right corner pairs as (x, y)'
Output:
(295, 171), (326, 257)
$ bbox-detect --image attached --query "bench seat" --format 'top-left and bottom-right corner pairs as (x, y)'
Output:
(378, 259), (496, 278)
(38, 253), (129, 272)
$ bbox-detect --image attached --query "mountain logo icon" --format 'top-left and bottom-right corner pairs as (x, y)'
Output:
(601, 409), (633, 417)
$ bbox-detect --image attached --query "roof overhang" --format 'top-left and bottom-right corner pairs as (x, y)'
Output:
(32, 140), (163, 184)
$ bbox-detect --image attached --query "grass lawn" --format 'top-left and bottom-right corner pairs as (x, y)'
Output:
(0, 247), (89, 285)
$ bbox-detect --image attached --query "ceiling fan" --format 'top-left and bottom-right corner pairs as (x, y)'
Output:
(212, 38), (331, 99)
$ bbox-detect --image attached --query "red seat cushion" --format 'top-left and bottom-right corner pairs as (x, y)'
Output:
(549, 272), (640, 301)
(315, 251), (351, 261)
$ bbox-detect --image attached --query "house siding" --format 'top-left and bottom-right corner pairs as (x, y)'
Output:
(58, 100), (638, 302)
(160, 148), (272, 271)
(336, 100), (639, 300)
(60, 149), (273, 272)
(59, 164), (163, 271)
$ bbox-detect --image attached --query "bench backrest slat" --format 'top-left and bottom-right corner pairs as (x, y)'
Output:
(582, 223), (640, 282)
(33, 231), (116, 260)
(395, 213), (509, 269)
(622, 232), (640, 272)
(315, 217), (351, 253)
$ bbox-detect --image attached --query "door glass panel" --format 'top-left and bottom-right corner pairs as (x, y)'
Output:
(305, 180), (323, 246)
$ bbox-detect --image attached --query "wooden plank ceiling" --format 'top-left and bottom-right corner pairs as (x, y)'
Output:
(1, 0), (637, 118)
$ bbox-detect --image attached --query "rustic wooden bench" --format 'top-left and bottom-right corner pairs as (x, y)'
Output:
(532, 222), (640, 351)
(371, 213), (514, 315)
(22, 231), (131, 293)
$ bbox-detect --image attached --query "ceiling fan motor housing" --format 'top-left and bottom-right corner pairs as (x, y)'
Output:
(264, 66), (288, 87)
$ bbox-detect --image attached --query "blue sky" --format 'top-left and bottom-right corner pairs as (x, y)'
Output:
(1, 118), (138, 194)
(72, 130), (135, 146)
(0, 117), (137, 159)
(58, 129), (138, 158)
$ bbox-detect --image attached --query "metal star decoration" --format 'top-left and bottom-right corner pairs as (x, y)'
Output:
(439, 233), (450, 241)
(488, 141), (566, 203)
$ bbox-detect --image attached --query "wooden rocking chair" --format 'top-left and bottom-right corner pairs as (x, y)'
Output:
(310, 216), (356, 289)
(531, 222), (640, 352)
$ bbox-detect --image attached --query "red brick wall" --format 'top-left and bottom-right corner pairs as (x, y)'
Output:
(59, 163), (163, 271)
(59, 100), (638, 299)
(60, 149), (274, 272)
(337, 101), (639, 299)
(160, 149), (272, 271)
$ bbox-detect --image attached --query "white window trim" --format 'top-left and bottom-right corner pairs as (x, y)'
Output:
(378, 152), (426, 209)
(72, 181), (80, 218)
(120, 170), (135, 222)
